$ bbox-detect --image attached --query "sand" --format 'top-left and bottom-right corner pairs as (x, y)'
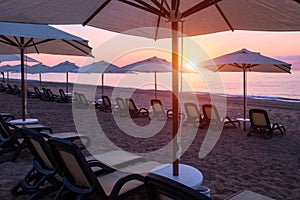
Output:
(1, 80), (300, 200)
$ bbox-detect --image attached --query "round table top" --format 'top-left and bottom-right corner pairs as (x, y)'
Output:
(236, 118), (250, 122)
(151, 164), (203, 189)
(9, 118), (39, 125)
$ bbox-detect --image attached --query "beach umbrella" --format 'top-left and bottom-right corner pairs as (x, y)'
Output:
(122, 56), (183, 99)
(78, 60), (126, 95)
(11, 63), (49, 89)
(47, 61), (79, 94)
(0, 54), (40, 83)
(2, 0), (300, 177)
(26, 63), (51, 90)
(0, 22), (92, 120)
(200, 48), (291, 130)
(122, 56), (172, 99)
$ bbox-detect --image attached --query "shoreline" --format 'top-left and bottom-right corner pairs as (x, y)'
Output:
(4, 78), (300, 103)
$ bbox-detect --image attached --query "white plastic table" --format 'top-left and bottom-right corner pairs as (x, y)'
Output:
(9, 118), (39, 125)
(151, 164), (203, 189)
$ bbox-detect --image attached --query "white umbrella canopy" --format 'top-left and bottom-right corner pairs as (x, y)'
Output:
(47, 61), (80, 93)
(3, 0), (300, 176)
(0, 1), (300, 39)
(122, 56), (186, 98)
(200, 48), (292, 130)
(0, 22), (92, 120)
(78, 60), (125, 95)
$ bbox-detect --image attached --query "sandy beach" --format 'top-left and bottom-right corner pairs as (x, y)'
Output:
(1, 80), (300, 200)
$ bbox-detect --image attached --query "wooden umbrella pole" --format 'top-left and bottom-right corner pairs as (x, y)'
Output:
(243, 68), (247, 131)
(171, 0), (179, 176)
(20, 37), (26, 120)
(154, 72), (157, 98)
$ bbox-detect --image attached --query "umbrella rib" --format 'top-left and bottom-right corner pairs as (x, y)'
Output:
(0, 36), (18, 47)
(27, 39), (55, 47)
(83, 0), (112, 26)
(182, 0), (223, 18)
(24, 38), (34, 47)
(62, 39), (91, 56)
(215, 4), (234, 32)
(119, 0), (166, 17)
(150, 0), (171, 17)
(30, 39), (40, 54)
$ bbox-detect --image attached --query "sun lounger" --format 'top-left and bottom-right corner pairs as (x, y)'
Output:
(0, 115), (27, 162)
(184, 103), (205, 128)
(115, 97), (129, 116)
(100, 95), (113, 112)
(57, 88), (71, 103)
(202, 104), (240, 128)
(6, 84), (14, 94)
(11, 128), (61, 199)
(48, 137), (161, 199)
(125, 98), (149, 118)
(150, 99), (173, 120)
(74, 92), (101, 109)
(248, 109), (286, 139)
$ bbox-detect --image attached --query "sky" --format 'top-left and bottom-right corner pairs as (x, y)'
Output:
(27, 25), (300, 70)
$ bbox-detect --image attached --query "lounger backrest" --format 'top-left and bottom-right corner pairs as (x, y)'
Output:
(74, 92), (80, 102)
(0, 115), (11, 140)
(151, 99), (165, 114)
(34, 87), (41, 95)
(21, 128), (55, 170)
(79, 93), (89, 104)
(116, 97), (127, 111)
(48, 138), (107, 195)
(249, 109), (270, 128)
(59, 89), (66, 98)
(202, 104), (220, 122)
(126, 98), (138, 112)
(102, 95), (111, 107)
(185, 103), (200, 119)
(145, 173), (211, 200)
(46, 89), (54, 98)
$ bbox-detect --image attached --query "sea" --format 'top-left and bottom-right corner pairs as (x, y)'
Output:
(7, 69), (300, 103)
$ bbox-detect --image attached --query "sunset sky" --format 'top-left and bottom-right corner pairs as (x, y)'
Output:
(28, 25), (300, 70)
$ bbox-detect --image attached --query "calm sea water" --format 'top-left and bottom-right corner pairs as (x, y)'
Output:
(8, 69), (300, 102)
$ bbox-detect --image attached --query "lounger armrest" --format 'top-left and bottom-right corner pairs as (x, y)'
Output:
(88, 159), (115, 172)
(109, 173), (145, 199)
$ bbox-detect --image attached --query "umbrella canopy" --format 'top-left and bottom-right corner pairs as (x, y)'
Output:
(26, 63), (51, 74)
(0, 1), (300, 39)
(0, 22), (92, 120)
(3, 0), (300, 177)
(47, 61), (80, 93)
(0, 54), (40, 82)
(26, 63), (51, 90)
(0, 54), (40, 63)
(0, 64), (17, 73)
(78, 60), (125, 95)
(200, 48), (292, 130)
(122, 56), (174, 98)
